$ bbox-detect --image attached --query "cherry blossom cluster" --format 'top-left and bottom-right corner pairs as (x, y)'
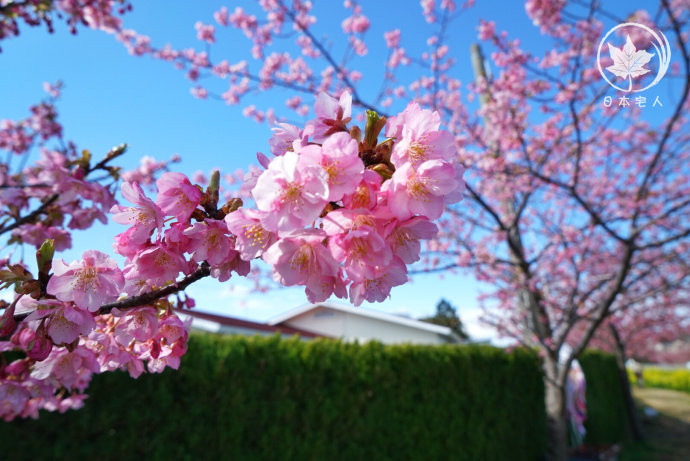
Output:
(96, 0), (467, 123)
(0, 0), (131, 51)
(586, 292), (690, 365)
(0, 214), (196, 421)
(0, 92), (464, 421)
(108, 91), (464, 307)
(0, 291), (189, 421)
(0, 88), (185, 420)
(253, 92), (464, 305)
(0, 85), (178, 253)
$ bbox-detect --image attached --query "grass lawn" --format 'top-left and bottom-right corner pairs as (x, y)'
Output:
(621, 387), (690, 461)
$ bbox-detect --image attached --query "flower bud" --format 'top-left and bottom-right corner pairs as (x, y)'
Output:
(221, 198), (243, 214)
(371, 163), (394, 180)
(350, 125), (362, 143)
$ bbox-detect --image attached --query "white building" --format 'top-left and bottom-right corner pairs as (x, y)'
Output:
(268, 302), (459, 345)
(175, 309), (322, 340)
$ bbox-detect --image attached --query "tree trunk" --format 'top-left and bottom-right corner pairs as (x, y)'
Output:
(609, 324), (644, 441)
(544, 356), (569, 461)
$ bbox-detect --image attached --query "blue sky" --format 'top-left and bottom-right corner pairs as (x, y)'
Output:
(0, 0), (677, 341)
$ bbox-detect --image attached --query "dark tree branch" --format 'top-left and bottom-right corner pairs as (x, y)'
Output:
(1, 144), (127, 236)
(0, 194), (58, 235)
(14, 262), (211, 322)
(465, 183), (506, 230)
(278, 0), (385, 116)
(570, 245), (635, 360)
(633, 0), (690, 225)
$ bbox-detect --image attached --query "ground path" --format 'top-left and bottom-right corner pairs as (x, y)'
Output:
(622, 387), (690, 460)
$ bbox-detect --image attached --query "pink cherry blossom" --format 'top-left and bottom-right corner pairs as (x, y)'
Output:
(323, 209), (392, 279)
(224, 208), (277, 260)
(124, 243), (190, 288)
(24, 299), (96, 346)
(0, 382), (31, 421)
(113, 307), (159, 345)
(30, 348), (100, 392)
(120, 155), (178, 186)
(146, 344), (184, 373)
(190, 86), (208, 99)
(386, 103), (457, 167)
(12, 223), (72, 252)
(162, 222), (193, 255)
(299, 132), (364, 202)
(262, 229), (341, 300)
(183, 219), (234, 265)
(113, 228), (147, 258)
(306, 91), (353, 142)
(145, 313), (190, 370)
(47, 250), (124, 312)
(214, 6), (229, 26)
(195, 21), (215, 43)
(53, 394), (88, 414)
(110, 181), (164, 244)
(348, 258), (408, 306)
(84, 326), (145, 377)
(341, 11), (370, 34)
(4, 4), (690, 456)
(145, 314), (189, 372)
(385, 102), (427, 140)
(384, 160), (463, 220)
(384, 29), (401, 48)
(331, 225), (391, 279)
(477, 20), (496, 40)
(155, 172), (202, 222)
(209, 251), (250, 282)
(391, 123), (456, 168)
(252, 151), (329, 232)
(342, 170), (383, 210)
(385, 217), (439, 264)
(11, 324), (52, 362)
(304, 268), (348, 303)
(268, 123), (302, 156)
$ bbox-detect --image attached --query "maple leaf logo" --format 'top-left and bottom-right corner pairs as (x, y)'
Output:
(606, 34), (655, 92)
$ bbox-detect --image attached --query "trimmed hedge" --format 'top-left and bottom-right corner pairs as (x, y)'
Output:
(579, 350), (628, 445)
(2, 334), (547, 461)
(638, 367), (690, 393)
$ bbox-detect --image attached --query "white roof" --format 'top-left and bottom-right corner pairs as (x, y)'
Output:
(268, 301), (454, 337)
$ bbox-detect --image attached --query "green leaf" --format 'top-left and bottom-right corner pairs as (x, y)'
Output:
(364, 110), (385, 149)
(36, 239), (55, 275)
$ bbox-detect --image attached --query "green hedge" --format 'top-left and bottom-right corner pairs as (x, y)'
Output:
(579, 350), (628, 445)
(639, 367), (690, 393)
(2, 334), (547, 461)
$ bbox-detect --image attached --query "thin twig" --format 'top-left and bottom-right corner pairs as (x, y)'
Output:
(0, 194), (58, 235)
(13, 262), (211, 322)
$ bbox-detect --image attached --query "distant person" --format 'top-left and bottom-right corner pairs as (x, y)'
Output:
(629, 359), (643, 387)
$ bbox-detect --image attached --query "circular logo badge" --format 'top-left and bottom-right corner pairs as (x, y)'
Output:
(597, 22), (671, 93)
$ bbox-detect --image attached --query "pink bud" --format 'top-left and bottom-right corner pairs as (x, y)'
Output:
(149, 340), (161, 360)
(0, 307), (16, 337)
(27, 330), (52, 362)
(5, 358), (30, 376)
(256, 152), (271, 169)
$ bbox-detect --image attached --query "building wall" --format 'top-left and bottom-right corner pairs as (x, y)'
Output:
(178, 315), (222, 334)
(283, 306), (447, 345)
(178, 314), (312, 340)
